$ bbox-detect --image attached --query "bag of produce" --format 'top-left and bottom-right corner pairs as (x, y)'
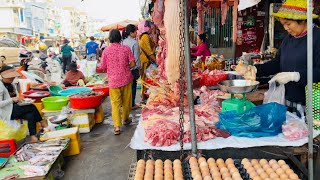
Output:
(0, 119), (28, 141)
(217, 102), (287, 138)
(282, 119), (308, 141)
(263, 82), (285, 105)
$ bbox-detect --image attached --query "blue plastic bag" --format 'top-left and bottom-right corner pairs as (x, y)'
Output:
(217, 102), (287, 138)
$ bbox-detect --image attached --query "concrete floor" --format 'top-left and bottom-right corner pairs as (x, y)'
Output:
(62, 96), (141, 180)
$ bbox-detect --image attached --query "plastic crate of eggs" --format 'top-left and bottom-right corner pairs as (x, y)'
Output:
(188, 157), (243, 180)
(241, 158), (301, 180)
(134, 159), (184, 180)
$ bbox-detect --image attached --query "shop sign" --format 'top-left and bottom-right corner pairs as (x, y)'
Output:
(14, 28), (33, 36)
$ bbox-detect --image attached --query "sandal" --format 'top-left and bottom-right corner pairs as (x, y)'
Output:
(114, 128), (121, 135)
(123, 118), (132, 125)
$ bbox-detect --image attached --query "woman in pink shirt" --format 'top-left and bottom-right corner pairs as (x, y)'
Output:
(100, 29), (136, 135)
(190, 33), (211, 61)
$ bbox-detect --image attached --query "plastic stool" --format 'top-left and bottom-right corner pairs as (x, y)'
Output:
(0, 139), (16, 157)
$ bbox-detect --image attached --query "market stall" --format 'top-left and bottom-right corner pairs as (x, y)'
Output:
(129, 0), (319, 179)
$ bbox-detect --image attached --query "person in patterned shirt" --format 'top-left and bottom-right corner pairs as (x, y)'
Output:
(100, 29), (136, 135)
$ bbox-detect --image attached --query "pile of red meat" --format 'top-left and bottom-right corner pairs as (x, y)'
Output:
(142, 86), (230, 147)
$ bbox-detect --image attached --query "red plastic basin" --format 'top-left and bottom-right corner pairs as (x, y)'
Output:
(86, 84), (109, 97)
(22, 90), (50, 103)
(69, 92), (103, 109)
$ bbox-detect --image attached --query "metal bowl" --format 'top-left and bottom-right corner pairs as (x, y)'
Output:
(218, 80), (260, 94)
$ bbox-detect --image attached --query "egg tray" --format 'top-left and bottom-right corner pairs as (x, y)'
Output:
(182, 160), (251, 180)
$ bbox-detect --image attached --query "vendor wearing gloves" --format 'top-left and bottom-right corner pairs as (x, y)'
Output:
(0, 66), (46, 142)
(190, 33), (211, 61)
(239, 0), (320, 115)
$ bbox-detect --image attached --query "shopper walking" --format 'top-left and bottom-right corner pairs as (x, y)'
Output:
(100, 29), (136, 135)
(138, 20), (156, 104)
(122, 24), (141, 110)
(61, 39), (74, 74)
(86, 36), (99, 61)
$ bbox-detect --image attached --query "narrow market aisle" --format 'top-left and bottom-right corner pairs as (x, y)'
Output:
(62, 95), (141, 180)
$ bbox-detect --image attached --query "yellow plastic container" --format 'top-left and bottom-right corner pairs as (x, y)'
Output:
(94, 105), (104, 124)
(40, 127), (80, 156)
(33, 102), (44, 117)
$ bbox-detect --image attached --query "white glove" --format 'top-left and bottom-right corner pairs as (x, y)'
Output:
(269, 72), (300, 84)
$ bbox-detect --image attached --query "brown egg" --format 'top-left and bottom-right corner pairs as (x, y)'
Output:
(147, 159), (155, 165)
(219, 167), (228, 174)
(174, 173), (184, 179)
(269, 172), (279, 179)
(271, 163), (280, 170)
(227, 163), (236, 169)
(155, 163), (163, 169)
(243, 163), (253, 170)
(225, 158), (234, 165)
(212, 173), (221, 179)
(208, 162), (217, 169)
(134, 173), (144, 180)
(200, 161), (209, 169)
(285, 168), (294, 175)
(262, 163), (271, 170)
(174, 167), (183, 174)
(163, 168), (172, 175)
(252, 176), (262, 180)
(269, 159), (277, 166)
(164, 159), (171, 165)
(173, 159), (181, 165)
(264, 178), (272, 180)
(242, 161), (251, 168)
(198, 157), (206, 163)
(173, 165), (182, 172)
(260, 172), (268, 179)
(231, 172), (241, 179)
(276, 168), (284, 175)
(223, 177), (233, 180)
(288, 173), (299, 179)
(202, 171), (211, 177)
(249, 172), (259, 179)
(155, 168), (163, 175)
(279, 173), (289, 179)
(233, 178), (243, 180)
(246, 166), (255, 174)
(137, 159), (145, 165)
(241, 158), (250, 164)
(217, 163), (226, 169)
(207, 158), (215, 164)
(256, 168), (264, 175)
(253, 164), (262, 170)
(144, 173), (153, 180)
(203, 175), (212, 180)
(191, 168), (201, 175)
(222, 172), (231, 179)
(210, 169), (220, 176)
(251, 159), (259, 165)
(189, 157), (198, 165)
(146, 164), (154, 171)
(278, 160), (286, 166)
(164, 174), (173, 180)
(281, 164), (290, 170)
(154, 174), (163, 180)
(216, 158), (224, 165)
(164, 164), (172, 170)
(193, 174), (202, 180)
(266, 167), (274, 175)
(191, 164), (200, 170)
(155, 159), (163, 165)
(259, 159), (268, 166)
(209, 166), (219, 172)
(229, 167), (239, 174)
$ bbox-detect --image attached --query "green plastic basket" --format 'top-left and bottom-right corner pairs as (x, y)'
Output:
(306, 83), (320, 130)
(42, 96), (69, 111)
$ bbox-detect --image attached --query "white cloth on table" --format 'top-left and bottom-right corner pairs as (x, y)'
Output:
(130, 112), (320, 151)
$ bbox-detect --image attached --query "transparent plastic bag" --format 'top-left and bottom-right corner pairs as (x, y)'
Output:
(263, 82), (285, 105)
(217, 102), (287, 138)
(0, 120), (28, 141)
(282, 119), (308, 141)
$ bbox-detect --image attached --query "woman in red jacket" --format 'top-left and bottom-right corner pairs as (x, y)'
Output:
(190, 33), (211, 61)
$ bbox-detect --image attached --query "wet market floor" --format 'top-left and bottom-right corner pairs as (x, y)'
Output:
(62, 96), (141, 180)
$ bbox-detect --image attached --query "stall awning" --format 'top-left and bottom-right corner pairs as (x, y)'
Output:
(100, 19), (139, 32)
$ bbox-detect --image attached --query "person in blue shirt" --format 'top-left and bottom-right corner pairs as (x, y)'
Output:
(85, 36), (99, 61)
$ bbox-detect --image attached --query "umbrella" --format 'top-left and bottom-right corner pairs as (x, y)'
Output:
(100, 19), (139, 32)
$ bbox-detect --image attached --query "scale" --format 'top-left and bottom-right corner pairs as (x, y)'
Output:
(48, 115), (71, 130)
(218, 80), (260, 113)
